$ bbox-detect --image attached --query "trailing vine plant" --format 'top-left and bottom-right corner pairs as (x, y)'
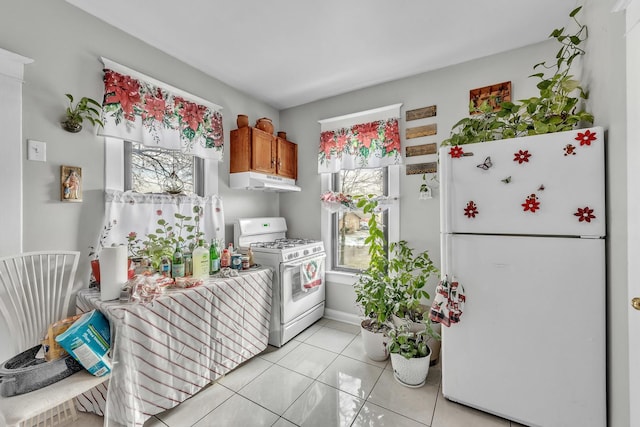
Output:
(442, 6), (592, 147)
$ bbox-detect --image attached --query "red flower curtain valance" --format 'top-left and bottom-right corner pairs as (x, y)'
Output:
(99, 58), (224, 161)
(318, 104), (402, 173)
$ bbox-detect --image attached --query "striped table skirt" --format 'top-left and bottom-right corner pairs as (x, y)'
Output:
(74, 267), (273, 426)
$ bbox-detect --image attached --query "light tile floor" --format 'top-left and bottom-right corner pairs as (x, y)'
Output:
(70, 318), (525, 427)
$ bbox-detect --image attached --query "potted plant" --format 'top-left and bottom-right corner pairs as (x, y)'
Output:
(388, 320), (440, 387)
(353, 195), (394, 361)
(442, 6), (592, 147)
(61, 93), (104, 133)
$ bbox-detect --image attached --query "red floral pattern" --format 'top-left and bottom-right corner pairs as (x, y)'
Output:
(102, 69), (224, 154)
(449, 146), (464, 158)
(574, 206), (596, 222)
(513, 150), (532, 164)
(464, 201), (478, 218)
(563, 144), (576, 156)
(522, 194), (540, 213)
(575, 130), (597, 146)
(318, 118), (401, 169)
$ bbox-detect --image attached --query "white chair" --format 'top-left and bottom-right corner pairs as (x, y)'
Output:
(0, 251), (109, 427)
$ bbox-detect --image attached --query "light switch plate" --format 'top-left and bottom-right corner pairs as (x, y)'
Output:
(27, 139), (46, 162)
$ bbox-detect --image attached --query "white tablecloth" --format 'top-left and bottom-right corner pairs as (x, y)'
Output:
(74, 268), (273, 426)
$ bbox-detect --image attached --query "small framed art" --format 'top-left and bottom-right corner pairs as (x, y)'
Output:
(61, 165), (82, 202)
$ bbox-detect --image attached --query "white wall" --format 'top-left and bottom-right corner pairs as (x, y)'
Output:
(280, 40), (557, 317)
(0, 0), (283, 286)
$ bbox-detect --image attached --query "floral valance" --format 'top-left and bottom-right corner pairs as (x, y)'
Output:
(98, 58), (224, 161)
(318, 104), (402, 174)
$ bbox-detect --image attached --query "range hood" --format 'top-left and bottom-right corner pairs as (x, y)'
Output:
(230, 171), (301, 192)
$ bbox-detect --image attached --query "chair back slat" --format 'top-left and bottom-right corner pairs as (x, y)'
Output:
(0, 251), (80, 356)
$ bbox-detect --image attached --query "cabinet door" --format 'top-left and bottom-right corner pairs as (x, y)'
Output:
(277, 138), (297, 180)
(251, 128), (276, 175)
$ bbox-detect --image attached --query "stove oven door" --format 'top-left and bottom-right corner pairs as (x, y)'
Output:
(280, 253), (326, 325)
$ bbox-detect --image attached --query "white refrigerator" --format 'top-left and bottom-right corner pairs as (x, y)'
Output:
(439, 127), (606, 427)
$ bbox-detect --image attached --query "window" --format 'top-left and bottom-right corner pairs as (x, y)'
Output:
(124, 142), (204, 196)
(332, 168), (387, 272)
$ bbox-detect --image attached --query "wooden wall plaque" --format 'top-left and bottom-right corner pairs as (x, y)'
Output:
(405, 143), (437, 157)
(470, 81), (511, 114)
(406, 124), (437, 140)
(406, 162), (437, 175)
(406, 105), (437, 121)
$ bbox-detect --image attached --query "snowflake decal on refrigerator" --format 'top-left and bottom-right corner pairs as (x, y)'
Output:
(449, 146), (464, 158)
(513, 149), (532, 164)
(575, 130), (597, 146)
(522, 194), (540, 213)
(574, 206), (596, 223)
(464, 201), (479, 218)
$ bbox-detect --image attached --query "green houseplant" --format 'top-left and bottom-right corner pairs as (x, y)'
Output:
(442, 6), (592, 147)
(61, 93), (104, 133)
(353, 194), (439, 361)
(388, 320), (439, 387)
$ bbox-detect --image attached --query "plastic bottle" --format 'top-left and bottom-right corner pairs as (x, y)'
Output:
(209, 239), (220, 274)
(192, 239), (209, 279)
(160, 256), (171, 277)
(228, 243), (234, 254)
(220, 248), (231, 268)
(172, 245), (185, 278)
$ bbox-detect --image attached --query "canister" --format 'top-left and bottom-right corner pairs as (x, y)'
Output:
(231, 254), (242, 270)
(241, 256), (250, 270)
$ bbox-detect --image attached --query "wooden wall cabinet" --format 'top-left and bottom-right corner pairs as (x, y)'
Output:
(230, 127), (297, 180)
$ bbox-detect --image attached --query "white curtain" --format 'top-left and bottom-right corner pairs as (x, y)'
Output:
(317, 103), (403, 173)
(97, 190), (225, 257)
(99, 58), (224, 161)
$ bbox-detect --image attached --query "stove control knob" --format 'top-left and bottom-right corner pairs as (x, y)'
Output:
(304, 249), (309, 256)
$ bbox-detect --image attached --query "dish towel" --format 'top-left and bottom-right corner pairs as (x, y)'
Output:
(301, 258), (323, 292)
(429, 276), (466, 327)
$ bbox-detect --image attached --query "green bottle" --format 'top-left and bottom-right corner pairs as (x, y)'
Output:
(209, 239), (220, 274)
(172, 245), (185, 278)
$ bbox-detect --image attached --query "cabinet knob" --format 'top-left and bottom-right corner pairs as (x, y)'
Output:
(633, 297), (640, 311)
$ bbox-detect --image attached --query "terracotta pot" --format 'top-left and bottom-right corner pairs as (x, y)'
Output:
(277, 131), (287, 140)
(236, 114), (249, 128)
(255, 117), (274, 134)
(90, 259), (100, 285)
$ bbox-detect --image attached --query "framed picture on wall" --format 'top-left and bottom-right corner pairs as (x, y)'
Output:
(60, 165), (82, 202)
(470, 81), (512, 114)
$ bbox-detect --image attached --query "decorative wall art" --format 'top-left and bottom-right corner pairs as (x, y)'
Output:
(405, 143), (437, 157)
(405, 105), (437, 121)
(469, 81), (511, 114)
(61, 165), (82, 202)
(406, 123), (437, 140)
(406, 162), (437, 175)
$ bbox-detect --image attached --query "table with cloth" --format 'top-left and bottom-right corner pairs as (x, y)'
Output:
(73, 267), (273, 427)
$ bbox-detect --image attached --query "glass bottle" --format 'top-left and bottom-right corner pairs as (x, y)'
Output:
(209, 239), (220, 274)
(172, 245), (185, 278)
(192, 239), (209, 279)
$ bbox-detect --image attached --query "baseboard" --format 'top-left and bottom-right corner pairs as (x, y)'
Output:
(323, 308), (362, 326)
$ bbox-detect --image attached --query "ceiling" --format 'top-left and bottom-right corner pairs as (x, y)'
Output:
(66, 0), (579, 110)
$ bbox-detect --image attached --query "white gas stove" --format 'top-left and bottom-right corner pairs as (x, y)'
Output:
(234, 218), (326, 347)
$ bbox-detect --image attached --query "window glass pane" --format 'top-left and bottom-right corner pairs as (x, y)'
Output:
(129, 143), (195, 194)
(332, 168), (387, 271)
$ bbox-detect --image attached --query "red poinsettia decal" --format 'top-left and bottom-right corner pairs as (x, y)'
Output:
(575, 129), (597, 146)
(103, 69), (142, 121)
(464, 201), (478, 218)
(513, 150), (532, 164)
(449, 146), (464, 158)
(522, 194), (540, 213)
(574, 206), (596, 223)
(564, 144), (576, 156)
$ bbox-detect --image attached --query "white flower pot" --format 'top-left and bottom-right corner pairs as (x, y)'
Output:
(360, 319), (390, 362)
(390, 350), (431, 387)
(391, 314), (441, 366)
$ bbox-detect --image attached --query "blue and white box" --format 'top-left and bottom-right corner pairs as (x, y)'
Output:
(55, 309), (111, 377)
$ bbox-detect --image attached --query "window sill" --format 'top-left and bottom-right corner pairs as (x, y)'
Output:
(325, 270), (358, 286)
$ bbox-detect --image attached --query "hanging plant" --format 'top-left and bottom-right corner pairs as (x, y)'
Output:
(61, 93), (104, 133)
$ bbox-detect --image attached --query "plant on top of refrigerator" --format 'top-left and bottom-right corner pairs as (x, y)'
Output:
(442, 6), (592, 147)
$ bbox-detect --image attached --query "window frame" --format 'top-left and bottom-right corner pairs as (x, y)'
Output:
(320, 165), (400, 286)
(105, 137), (218, 195)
